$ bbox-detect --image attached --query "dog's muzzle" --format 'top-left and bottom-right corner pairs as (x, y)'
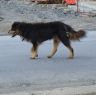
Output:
(8, 30), (13, 34)
(8, 30), (10, 34)
(8, 30), (16, 37)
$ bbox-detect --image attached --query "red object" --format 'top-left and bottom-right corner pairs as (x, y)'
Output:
(64, 0), (76, 5)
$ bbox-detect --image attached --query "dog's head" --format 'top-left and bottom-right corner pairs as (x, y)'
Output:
(8, 22), (21, 37)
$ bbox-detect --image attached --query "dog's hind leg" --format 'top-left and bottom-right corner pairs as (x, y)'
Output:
(48, 36), (60, 58)
(66, 45), (74, 59)
(59, 36), (74, 59)
(31, 43), (39, 59)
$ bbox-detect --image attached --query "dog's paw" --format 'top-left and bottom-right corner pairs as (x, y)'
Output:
(68, 56), (74, 59)
(47, 55), (52, 58)
(36, 54), (38, 57)
(30, 57), (36, 59)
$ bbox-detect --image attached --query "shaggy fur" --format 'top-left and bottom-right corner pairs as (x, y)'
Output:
(8, 21), (86, 59)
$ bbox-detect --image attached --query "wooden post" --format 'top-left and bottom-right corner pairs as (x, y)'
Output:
(77, 0), (79, 13)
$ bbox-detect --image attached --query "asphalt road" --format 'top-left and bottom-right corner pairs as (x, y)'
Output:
(0, 31), (96, 93)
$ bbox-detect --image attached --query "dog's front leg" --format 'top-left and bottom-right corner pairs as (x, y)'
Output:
(31, 44), (38, 59)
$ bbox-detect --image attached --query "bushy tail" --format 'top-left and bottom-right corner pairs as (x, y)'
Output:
(67, 30), (86, 40)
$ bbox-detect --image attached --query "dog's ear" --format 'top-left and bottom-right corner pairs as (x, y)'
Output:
(12, 22), (21, 29)
(11, 22), (21, 31)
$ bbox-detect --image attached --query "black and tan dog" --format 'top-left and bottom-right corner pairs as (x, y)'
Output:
(8, 21), (86, 59)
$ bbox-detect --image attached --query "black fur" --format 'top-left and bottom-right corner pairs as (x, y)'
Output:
(10, 21), (68, 43)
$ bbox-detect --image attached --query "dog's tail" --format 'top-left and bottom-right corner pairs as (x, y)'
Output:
(67, 29), (86, 40)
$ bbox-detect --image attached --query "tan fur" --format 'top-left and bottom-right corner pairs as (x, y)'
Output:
(31, 45), (39, 59)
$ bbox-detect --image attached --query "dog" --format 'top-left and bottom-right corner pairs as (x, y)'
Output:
(8, 21), (86, 59)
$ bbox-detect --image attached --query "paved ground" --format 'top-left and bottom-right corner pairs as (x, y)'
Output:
(0, 31), (96, 94)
